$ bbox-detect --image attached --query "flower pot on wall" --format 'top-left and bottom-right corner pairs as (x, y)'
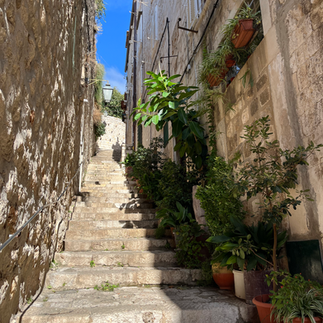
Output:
(212, 264), (234, 290)
(244, 270), (271, 305)
(225, 54), (236, 68)
(252, 294), (275, 323)
(231, 19), (255, 48)
(233, 269), (246, 299)
(206, 69), (227, 87)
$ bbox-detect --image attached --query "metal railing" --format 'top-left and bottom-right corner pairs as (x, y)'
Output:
(0, 161), (84, 253)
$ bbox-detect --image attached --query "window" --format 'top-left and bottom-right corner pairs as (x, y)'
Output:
(188, 0), (203, 27)
(163, 122), (169, 147)
(138, 14), (143, 43)
(138, 125), (143, 146)
(154, 5), (158, 40)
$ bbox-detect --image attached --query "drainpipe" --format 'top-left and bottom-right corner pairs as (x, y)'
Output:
(132, 0), (137, 149)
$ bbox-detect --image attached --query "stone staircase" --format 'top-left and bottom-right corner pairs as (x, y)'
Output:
(22, 150), (258, 323)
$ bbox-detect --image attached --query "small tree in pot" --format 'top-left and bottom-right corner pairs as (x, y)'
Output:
(238, 116), (322, 291)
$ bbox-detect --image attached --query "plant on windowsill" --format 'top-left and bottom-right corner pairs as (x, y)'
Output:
(222, 3), (261, 49)
(198, 2), (263, 91)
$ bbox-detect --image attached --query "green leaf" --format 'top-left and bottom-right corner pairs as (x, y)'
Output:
(237, 257), (245, 270)
(178, 108), (187, 124)
(188, 122), (204, 140)
(134, 113), (141, 121)
(172, 120), (184, 137)
(162, 91), (170, 98)
(168, 74), (181, 81)
(246, 257), (258, 271)
(152, 115), (159, 125)
(168, 101), (178, 109)
(207, 235), (231, 244)
(226, 255), (237, 265)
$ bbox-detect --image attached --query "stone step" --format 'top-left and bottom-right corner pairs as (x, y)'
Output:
(71, 211), (156, 221)
(82, 196), (151, 204)
(55, 250), (177, 267)
(22, 287), (258, 323)
(65, 228), (165, 240)
(45, 266), (202, 290)
(82, 181), (136, 193)
(75, 201), (154, 209)
(83, 179), (135, 184)
(68, 219), (158, 230)
(79, 191), (147, 198)
(73, 207), (156, 214)
(65, 237), (170, 252)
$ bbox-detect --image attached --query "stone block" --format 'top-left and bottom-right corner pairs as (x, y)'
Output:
(259, 88), (270, 106)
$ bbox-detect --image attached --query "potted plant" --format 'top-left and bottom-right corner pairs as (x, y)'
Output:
(253, 271), (323, 323)
(207, 216), (287, 303)
(238, 115), (323, 296)
(122, 152), (136, 177)
(175, 218), (211, 269)
(158, 202), (194, 245)
(222, 3), (261, 48)
(212, 263), (234, 291)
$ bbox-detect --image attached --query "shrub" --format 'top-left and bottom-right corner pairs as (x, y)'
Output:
(196, 156), (244, 236)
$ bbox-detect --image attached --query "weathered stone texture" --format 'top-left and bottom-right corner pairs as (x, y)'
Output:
(97, 115), (125, 151)
(0, 0), (96, 322)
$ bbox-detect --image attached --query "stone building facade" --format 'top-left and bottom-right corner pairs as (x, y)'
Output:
(0, 0), (97, 321)
(124, 0), (323, 243)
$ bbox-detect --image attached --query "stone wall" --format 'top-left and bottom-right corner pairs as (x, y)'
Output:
(97, 115), (125, 151)
(215, 0), (323, 241)
(0, 0), (96, 322)
(125, 0), (323, 242)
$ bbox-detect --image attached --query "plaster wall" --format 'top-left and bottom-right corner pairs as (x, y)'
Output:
(0, 0), (96, 321)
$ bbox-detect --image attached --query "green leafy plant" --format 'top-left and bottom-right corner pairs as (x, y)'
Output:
(196, 156), (245, 237)
(121, 244), (125, 250)
(175, 220), (210, 269)
(208, 216), (287, 271)
(94, 281), (119, 292)
(103, 87), (124, 118)
(122, 153), (136, 167)
(27, 298), (33, 304)
(131, 71), (208, 169)
(155, 226), (165, 239)
(94, 121), (106, 140)
(158, 202), (193, 228)
(156, 159), (200, 220)
(117, 262), (124, 267)
(95, 0), (106, 20)
(90, 260), (95, 268)
(238, 116), (322, 288)
(266, 271), (323, 323)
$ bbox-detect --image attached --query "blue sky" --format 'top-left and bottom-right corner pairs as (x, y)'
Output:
(96, 0), (133, 93)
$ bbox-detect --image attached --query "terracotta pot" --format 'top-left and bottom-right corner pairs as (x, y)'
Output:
(225, 54), (236, 68)
(125, 166), (133, 177)
(253, 294), (323, 323)
(231, 19), (255, 48)
(252, 294), (276, 323)
(135, 179), (144, 194)
(292, 318), (322, 323)
(212, 265), (234, 290)
(244, 270), (271, 304)
(206, 69), (227, 87)
(233, 269), (246, 299)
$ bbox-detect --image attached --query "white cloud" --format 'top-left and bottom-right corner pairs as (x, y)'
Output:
(104, 67), (126, 93)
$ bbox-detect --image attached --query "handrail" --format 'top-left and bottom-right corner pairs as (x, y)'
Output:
(0, 161), (84, 253)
